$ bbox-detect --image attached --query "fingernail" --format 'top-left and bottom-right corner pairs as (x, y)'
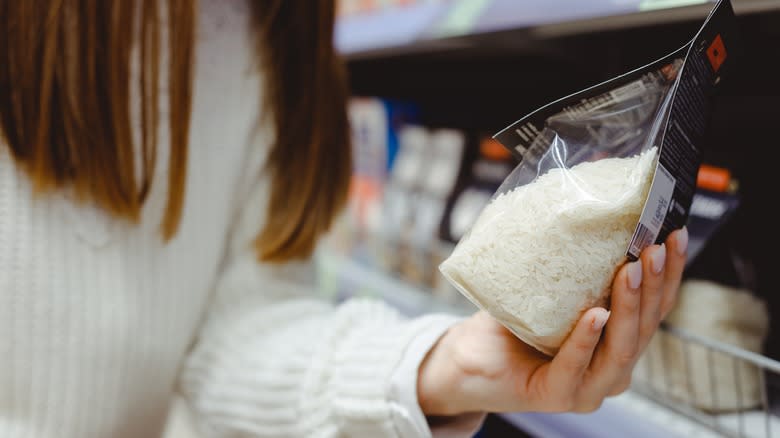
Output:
(651, 244), (666, 274)
(676, 227), (689, 256)
(592, 310), (611, 331)
(627, 261), (642, 290)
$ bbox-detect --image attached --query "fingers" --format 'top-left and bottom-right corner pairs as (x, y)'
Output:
(638, 244), (667, 346)
(660, 227), (688, 318)
(608, 375), (632, 397)
(583, 231), (687, 402)
(638, 228), (687, 335)
(546, 307), (609, 403)
(535, 229), (689, 413)
(603, 261), (643, 366)
(579, 261), (642, 399)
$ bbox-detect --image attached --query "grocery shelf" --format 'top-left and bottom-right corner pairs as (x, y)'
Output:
(335, 0), (779, 435)
(529, 0), (778, 38)
(517, 327), (780, 438)
(337, 0), (778, 60)
(316, 250), (474, 317)
(335, 2), (450, 60)
(503, 392), (724, 438)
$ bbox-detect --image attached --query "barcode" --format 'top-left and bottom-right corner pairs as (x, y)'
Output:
(629, 223), (655, 259)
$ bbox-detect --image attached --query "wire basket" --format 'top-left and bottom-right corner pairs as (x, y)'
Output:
(633, 323), (780, 438)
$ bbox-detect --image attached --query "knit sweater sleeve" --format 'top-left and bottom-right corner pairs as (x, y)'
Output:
(178, 173), (473, 437)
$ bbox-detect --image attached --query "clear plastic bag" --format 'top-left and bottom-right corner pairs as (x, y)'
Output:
(439, 67), (679, 356)
(441, 0), (737, 356)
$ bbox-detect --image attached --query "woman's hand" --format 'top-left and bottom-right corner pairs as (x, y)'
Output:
(418, 228), (688, 416)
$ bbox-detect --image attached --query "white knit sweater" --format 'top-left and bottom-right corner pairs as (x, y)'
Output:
(0, 2), (482, 437)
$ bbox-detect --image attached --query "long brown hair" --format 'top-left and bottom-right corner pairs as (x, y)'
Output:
(0, 0), (351, 262)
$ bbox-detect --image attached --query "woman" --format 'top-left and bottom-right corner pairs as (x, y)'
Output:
(0, 1), (687, 437)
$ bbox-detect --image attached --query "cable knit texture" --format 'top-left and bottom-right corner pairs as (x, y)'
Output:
(0, 1), (464, 437)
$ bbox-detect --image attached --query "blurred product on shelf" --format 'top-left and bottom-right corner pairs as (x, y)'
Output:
(376, 125), (429, 275)
(399, 128), (465, 286)
(635, 279), (769, 412)
(330, 97), (477, 305)
(388, 125), (430, 282)
(389, 125), (428, 189)
(686, 185), (740, 263)
(697, 163), (736, 193)
(446, 189), (490, 242)
(424, 129), (466, 198)
(331, 97), (418, 259)
(440, 138), (512, 244)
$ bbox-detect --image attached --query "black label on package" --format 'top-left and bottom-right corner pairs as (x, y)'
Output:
(493, 0), (739, 261)
(628, 0), (738, 259)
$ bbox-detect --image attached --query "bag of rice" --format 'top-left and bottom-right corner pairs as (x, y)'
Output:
(439, 0), (738, 355)
(440, 148), (658, 355)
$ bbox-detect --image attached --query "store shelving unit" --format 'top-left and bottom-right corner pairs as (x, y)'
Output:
(337, 1), (780, 436)
(317, 251), (472, 317)
(337, 0), (780, 60)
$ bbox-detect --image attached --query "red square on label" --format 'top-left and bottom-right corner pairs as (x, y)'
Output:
(707, 34), (727, 73)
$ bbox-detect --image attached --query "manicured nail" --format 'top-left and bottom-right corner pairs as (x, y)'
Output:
(651, 244), (666, 274)
(676, 227), (689, 256)
(592, 310), (611, 331)
(627, 261), (642, 290)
